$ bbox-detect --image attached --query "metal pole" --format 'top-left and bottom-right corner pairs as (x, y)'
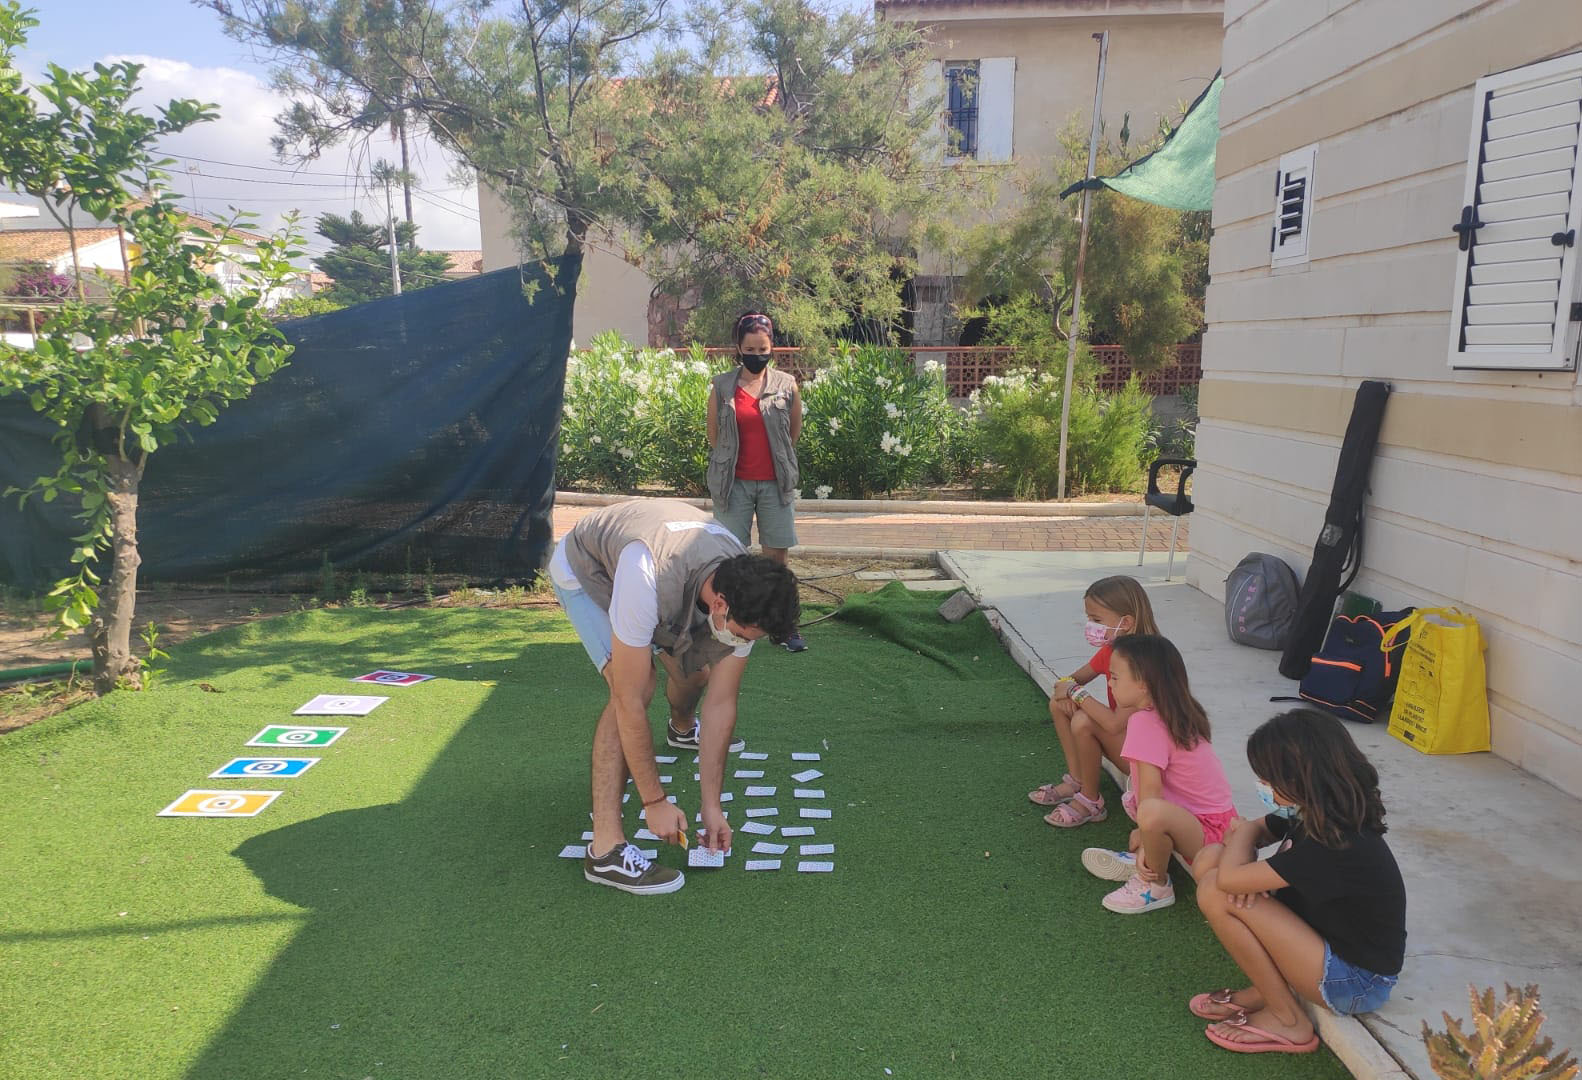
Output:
(1056, 30), (1109, 501)
(384, 176), (403, 296)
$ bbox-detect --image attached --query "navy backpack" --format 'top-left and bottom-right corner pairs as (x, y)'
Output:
(1293, 608), (1415, 723)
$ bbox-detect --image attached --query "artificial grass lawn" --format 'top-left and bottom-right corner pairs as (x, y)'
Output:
(0, 586), (1349, 1080)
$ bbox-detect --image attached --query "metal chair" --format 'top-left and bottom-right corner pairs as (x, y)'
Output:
(1138, 457), (1195, 581)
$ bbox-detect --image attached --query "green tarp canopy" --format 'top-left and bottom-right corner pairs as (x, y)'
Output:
(1061, 73), (1222, 211)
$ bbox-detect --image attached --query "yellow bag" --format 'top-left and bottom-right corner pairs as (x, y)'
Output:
(1382, 607), (1490, 754)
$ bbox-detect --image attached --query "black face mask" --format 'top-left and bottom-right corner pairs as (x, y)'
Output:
(739, 353), (769, 374)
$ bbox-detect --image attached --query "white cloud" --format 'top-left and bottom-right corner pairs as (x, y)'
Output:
(105, 55), (481, 255)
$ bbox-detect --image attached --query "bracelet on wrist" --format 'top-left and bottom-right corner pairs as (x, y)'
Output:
(642, 794), (669, 809)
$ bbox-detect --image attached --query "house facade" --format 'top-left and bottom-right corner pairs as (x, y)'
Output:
(881, 0), (1224, 343)
(1191, 0), (1582, 797)
(475, 0), (1223, 346)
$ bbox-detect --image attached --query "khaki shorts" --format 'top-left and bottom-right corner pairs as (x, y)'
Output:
(714, 478), (797, 549)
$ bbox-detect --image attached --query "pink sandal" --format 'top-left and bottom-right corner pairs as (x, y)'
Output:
(1028, 774), (1079, 806)
(1044, 792), (1107, 827)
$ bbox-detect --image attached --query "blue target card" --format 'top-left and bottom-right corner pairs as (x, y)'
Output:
(209, 757), (319, 779)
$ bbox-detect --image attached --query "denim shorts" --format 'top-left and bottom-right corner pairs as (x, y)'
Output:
(550, 576), (615, 672)
(715, 478), (797, 549)
(1319, 942), (1397, 1015)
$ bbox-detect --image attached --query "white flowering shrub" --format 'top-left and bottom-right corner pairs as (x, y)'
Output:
(799, 345), (955, 498)
(971, 369), (1153, 498)
(559, 333), (729, 492)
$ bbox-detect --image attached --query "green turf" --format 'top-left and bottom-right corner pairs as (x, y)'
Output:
(0, 585), (1348, 1080)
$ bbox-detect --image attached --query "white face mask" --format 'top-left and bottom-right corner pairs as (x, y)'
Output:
(710, 608), (752, 648)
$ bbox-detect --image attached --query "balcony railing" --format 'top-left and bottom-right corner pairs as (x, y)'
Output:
(692, 343), (1202, 397)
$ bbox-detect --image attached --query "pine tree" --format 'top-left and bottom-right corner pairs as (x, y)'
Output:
(311, 210), (450, 305)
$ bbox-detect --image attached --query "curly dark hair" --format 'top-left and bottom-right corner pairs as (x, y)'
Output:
(1247, 709), (1388, 848)
(711, 554), (800, 643)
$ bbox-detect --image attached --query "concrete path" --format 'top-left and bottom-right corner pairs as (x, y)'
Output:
(940, 550), (1582, 1080)
(551, 502), (1190, 554)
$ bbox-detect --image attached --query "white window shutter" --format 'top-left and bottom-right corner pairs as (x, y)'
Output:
(977, 57), (1016, 163)
(914, 59), (944, 164)
(1448, 53), (1582, 370)
(1270, 144), (1316, 268)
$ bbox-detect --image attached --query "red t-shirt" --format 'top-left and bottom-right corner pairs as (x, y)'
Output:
(1089, 643), (1118, 711)
(733, 384), (777, 481)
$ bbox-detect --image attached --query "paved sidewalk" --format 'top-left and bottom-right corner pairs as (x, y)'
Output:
(551, 502), (1190, 553)
(941, 550), (1582, 1080)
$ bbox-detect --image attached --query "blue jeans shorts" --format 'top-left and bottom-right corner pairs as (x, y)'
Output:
(1319, 942), (1397, 1015)
(550, 576), (615, 672)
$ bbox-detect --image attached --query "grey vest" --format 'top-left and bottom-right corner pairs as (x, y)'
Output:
(707, 366), (800, 507)
(562, 499), (747, 675)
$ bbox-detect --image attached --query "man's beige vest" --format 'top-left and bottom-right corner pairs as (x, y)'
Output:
(562, 499), (747, 675)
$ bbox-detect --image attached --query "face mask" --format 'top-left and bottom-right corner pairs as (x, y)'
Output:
(1083, 619), (1122, 647)
(739, 353), (769, 374)
(710, 609), (752, 648)
(1256, 779), (1299, 820)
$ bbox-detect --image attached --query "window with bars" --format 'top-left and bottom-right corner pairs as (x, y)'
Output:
(944, 63), (979, 160)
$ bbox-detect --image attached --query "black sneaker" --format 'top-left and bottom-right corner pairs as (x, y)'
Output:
(583, 842), (685, 895)
(667, 717), (745, 753)
(783, 632), (808, 653)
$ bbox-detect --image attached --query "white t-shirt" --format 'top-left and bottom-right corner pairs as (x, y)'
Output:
(550, 539), (753, 657)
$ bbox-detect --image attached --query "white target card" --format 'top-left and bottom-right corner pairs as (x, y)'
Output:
(294, 694), (387, 716)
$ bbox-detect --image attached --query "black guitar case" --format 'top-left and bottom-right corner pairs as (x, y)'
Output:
(1279, 380), (1392, 680)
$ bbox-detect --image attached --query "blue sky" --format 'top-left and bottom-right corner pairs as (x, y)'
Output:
(18, 0), (875, 254)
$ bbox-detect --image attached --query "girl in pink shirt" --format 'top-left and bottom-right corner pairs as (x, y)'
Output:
(1079, 634), (1236, 915)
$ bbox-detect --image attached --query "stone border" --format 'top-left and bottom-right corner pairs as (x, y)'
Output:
(935, 550), (1415, 1080)
(555, 490), (1144, 517)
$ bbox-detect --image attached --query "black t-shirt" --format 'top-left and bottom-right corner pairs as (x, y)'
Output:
(1265, 814), (1407, 976)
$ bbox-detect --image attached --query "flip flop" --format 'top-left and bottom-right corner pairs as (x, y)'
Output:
(1205, 1014), (1320, 1055)
(1189, 989), (1247, 1021)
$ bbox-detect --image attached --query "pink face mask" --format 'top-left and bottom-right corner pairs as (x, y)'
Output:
(1083, 619), (1122, 647)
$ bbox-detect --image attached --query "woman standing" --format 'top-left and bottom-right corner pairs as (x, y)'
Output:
(706, 311), (807, 652)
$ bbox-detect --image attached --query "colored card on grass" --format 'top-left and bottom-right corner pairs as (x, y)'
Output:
(794, 788), (825, 799)
(634, 828), (660, 842)
(353, 670), (434, 686)
(655, 755), (677, 764)
(744, 785), (776, 797)
(751, 841), (787, 855)
(791, 769), (823, 783)
(294, 695), (387, 716)
(718, 792), (733, 802)
(693, 773), (701, 781)
(659, 775), (673, 784)
(159, 790), (280, 818)
(740, 821), (776, 836)
(209, 757), (318, 779)
(688, 847), (726, 869)
(734, 770), (764, 779)
(800, 808), (832, 820)
(797, 861), (834, 873)
(781, 826), (815, 837)
(738, 751), (769, 760)
(558, 844), (587, 859)
(744, 807), (778, 818)
(246, 725), (346, 748)
(800, 843), (835, 856)
(581, 831), (594, 841)
(791, 752), (821, 761)
(745, 859), (781, 871)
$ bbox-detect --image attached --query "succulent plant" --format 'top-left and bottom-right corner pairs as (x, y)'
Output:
(1425, 984), (1578, 1080)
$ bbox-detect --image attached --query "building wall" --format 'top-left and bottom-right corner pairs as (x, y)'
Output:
(1193, 0), (1582, 795)
(477, 183), (651, 346)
